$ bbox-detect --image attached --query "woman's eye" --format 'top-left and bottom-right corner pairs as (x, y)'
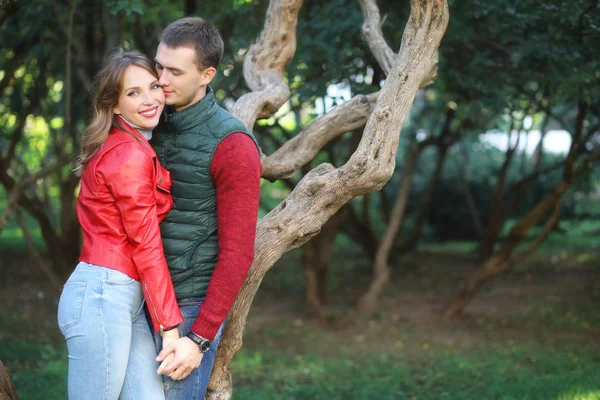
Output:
(151, 84), (161, 90)
(127, 91), (138, 97)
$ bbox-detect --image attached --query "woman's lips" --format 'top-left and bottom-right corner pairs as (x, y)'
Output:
(139, 106), (159, 118)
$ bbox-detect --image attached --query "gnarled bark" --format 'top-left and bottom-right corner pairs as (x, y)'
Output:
(262, 93), (379, 180)
(0, 361), (19, 400)
(206, 0), (449, 398)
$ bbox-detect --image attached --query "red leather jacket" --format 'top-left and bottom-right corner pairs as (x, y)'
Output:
(77, 119), (183, 332)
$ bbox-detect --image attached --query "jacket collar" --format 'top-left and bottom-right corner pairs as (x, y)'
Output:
(162, 86), (219, 132)
(105, 116), (154, 154)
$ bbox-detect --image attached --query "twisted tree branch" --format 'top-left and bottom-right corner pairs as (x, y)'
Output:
(207, 1), (449, 398)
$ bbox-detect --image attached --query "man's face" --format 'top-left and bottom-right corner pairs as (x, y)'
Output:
(155, 43), (213, 112)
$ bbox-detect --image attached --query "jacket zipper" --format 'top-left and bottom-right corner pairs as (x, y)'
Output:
(156, 182), (171, 193)
(144, 283), (165, 331)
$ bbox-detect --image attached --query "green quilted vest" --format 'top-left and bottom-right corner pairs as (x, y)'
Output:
(152, 86), (259, 300)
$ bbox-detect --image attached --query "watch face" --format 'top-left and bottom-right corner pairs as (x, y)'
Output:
(200, 340), (211, 353)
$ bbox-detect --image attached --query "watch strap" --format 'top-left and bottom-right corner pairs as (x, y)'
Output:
(186, 331), (211, 353)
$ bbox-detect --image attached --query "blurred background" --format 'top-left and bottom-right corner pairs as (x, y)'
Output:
(1, 0), (599, 399)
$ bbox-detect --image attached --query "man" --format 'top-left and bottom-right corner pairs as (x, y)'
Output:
(149, 17), (261, 399)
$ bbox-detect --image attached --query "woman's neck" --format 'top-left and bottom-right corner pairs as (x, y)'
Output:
(119, 116), (153, 140)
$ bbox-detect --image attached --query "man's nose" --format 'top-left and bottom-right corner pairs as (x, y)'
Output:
(158, 70), (168, 87)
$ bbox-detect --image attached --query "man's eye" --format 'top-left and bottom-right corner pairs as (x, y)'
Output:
(156, 64), (163, 71)
(172, 72), (181, 77)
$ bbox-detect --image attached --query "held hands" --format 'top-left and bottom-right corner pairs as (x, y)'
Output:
(156, 336), (204, 381)
(157, 329), (179, 378)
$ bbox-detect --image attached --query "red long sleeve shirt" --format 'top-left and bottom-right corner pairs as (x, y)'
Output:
(189, 132), (261, 340)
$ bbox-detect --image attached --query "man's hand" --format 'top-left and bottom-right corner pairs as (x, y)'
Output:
(156, 337), (204, 380)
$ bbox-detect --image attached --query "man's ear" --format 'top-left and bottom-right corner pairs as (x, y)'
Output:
(201, 67), (217, 86)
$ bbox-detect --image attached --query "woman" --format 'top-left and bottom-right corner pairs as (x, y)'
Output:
(57, 51), (182, 400)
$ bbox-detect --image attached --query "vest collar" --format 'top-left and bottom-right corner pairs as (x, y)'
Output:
(162, 86), (219, 132)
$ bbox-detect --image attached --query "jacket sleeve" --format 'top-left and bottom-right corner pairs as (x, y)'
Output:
(104, 142), (183, 332)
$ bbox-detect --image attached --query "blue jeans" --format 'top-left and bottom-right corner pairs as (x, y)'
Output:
(149, 297), (226, 400)
(57, 262), (165, 400)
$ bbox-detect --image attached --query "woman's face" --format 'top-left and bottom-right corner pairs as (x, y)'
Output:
(114, 65), (165, 129)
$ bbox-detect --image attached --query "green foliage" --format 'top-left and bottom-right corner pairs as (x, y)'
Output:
(441, 0), (600, 107)
(107, 0), (145, 16)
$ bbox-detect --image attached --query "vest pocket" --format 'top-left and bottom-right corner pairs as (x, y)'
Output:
(185, 234), (209, 268)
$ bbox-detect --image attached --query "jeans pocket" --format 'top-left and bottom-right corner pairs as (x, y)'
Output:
(104, 269), (136, 285)
(57, 282), (86, 333)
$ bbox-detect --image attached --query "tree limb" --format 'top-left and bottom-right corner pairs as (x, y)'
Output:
(231, 0), (303, 130)
(358, 0), (439, 87)
(261, 92), (379, 180)
(207, 1), (449, 398)
(511, 201), (561, 264)
(0, 157), (74, 234)
(15, 209), (63, 291)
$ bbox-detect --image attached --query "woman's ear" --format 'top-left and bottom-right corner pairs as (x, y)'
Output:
(113, 105), (121, 115)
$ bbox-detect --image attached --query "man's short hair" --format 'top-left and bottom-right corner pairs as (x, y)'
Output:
(160, 17), (224, 71)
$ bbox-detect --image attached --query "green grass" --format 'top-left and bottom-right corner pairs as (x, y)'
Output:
(231, 343), (600, 400)
(1, 341), (67, 400)
(232, 348), (600, 400)
(3, 338), (599, 400)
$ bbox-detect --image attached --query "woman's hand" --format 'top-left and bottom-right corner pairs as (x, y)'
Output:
(157, 328), (179, 375)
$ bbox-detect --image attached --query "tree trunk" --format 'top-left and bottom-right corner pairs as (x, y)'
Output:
(206, 0), (449, 398)
(302, 205), (350, 320)
(185, 0), (196, 16)
(458, 141), (484, 238)
(532, 114), (550, 172)
(444, 195), (562, 318)
(0, 159), (73, 266)
(59, 175), (81, 273)
(344, 201), (379, 260)
(398, 142), (450, 254)
(357, 145), (420, 311)
(445, 102), (593, 317)
(479, 115), (520, 259)
(15, 210), (62, 291)
(101, 2), (120, 53)
(0, 361), (19, 400)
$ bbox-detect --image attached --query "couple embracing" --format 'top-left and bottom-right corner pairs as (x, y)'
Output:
(57, 17), (261, 400)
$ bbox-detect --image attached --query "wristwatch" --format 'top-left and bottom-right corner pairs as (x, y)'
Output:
(186, 331), (211, 353)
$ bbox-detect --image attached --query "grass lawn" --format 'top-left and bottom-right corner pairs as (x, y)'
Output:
(2, 338), (599, 400)
(1, 219), (599, 399)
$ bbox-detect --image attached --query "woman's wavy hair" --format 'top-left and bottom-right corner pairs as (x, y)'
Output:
(74, 50), (158, 176)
